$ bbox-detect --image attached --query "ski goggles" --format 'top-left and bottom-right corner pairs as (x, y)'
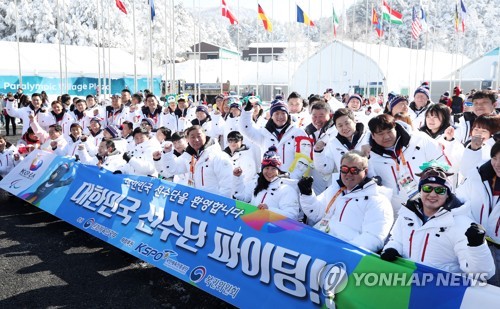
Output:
(421, 184), (447, 195)
(340, 165), (364, 175)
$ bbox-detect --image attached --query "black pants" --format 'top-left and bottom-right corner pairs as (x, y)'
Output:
(4, 113), (16, 135)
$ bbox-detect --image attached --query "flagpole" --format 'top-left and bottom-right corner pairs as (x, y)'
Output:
(63, 0), (68, 93)
(408, 38), (413, 95)
(101, 0), (107, 98)
(237, 0), (240, 96)
(171, 0), (176, 94)
(107, 1), (111, 97)
(460, 32), (465, 87)
(423, 27), (428, 82)
(340, 0), (345, 92)
(305, 0), (311, 97)
(496, 46), (500, 90)
(149, 6), (153, 91)
(287, 0), (291, 94)
(198, 0), (201, 100)
(192, 0), (196, 98)
(318, 0), (323, 94)
(15, 0), (22, 87)
(133, 0), (137, 92)
(350, 0), (355, 94)
(256, 17), (260, 97)
(330, 3), (334, 88)
(364, 0), (369, 96)
(170, 0), (174, 93)
(415, 39), (420, 92)
(57, 0), (63, 95)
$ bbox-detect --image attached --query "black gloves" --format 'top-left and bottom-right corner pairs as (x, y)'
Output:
(123, 152), (132, 163)
(465, 223), (486, 247)
(297, 176), (314, 195)
(380, 248), (402, 262)
(244, 102), (253, 111)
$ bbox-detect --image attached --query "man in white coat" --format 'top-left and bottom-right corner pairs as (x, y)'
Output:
(298, 150), (393, 252)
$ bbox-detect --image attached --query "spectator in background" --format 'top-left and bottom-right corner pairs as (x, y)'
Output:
(449, 86), (464, 115)
(121, 89), (132, 107)
(14, 87), (28, 107)
(409, 87), (434, 129)
(439, 91), (452, 106)
(3, 93), (16, 136)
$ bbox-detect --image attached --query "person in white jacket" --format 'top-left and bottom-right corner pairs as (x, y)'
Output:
(314, 108), (370, 193)
(367, 114), (446, 214)
(381, 166), (495, 281)
(455, 90), (497, 144)
(240, 99), (308, 172)
(153, 131), (189, 185)
(0, 135), (21, 179)
(44, 100), (76, 136)
(408, 87), (434, 129)
(234, 146), (301, 221)
(158, 125), (233, 197)
(298, 150), (393, 252)
(6, 92), (48, 135)
(120, 127), (157, 177)
(77, 139), (126, 173)
(456, 142), (500, 286)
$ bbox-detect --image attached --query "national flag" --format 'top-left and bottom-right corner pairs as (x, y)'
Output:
(297, 5), (315, 26)
(332, 6), (339, 37)
(222, 0), (238, 25)
(411, 6), (422, 40)
(382, 0), (403, 25)
(454, 3), (459, 32)
(115, 0), (127, 14)
(460, 0), (467, 32)
(149, 0), (155, 21)
(258, 4), (272, 32)
(420, 7), (428, 32)
(372, 8), (383, 38)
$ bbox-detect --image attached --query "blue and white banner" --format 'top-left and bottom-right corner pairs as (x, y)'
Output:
(0, 75), (161, 96)
(1, 150), (499, 308)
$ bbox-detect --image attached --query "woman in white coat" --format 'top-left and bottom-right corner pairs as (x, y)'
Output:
(381, 166), (495, 280)
(234, 146), (301, 221)
(299, 150), (393, 252)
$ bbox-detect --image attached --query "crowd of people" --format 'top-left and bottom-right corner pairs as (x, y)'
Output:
(1, 84), (499, 287)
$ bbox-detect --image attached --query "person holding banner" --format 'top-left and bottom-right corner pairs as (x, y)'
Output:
(234, 146), (301, 221)
(456, 141), (500, 286)
(0, 135), (21, 180)
(381, 166), (495, 281)
(120, 127), (157, 177)
(298, 150), (393, 252)
(158, 125), (233, 198)
(77, 139), (126, 174)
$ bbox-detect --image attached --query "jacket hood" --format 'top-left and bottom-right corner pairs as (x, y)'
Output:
(369, 122), (411, 157)
(405, 194), (464, 223)
(185, 136), (218, 157)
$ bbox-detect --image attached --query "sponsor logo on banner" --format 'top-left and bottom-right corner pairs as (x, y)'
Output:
(82, 218), (118, 238)
(9, 179), (22, 189)
(190, 266), (207, 283)
(29, 155), (44, 171)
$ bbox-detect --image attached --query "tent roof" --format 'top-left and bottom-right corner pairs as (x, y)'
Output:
(0, 40), (161, 78)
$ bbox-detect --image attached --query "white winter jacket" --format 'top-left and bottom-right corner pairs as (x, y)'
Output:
(6, 101), (49, 135)
(368, 123), (446, 214)
(384, 198), (495, 278)
(0, 146), (21, 178)
(121, 139), (157, 177)
(161, 137), (233, 197)
(43, 111), (76, 136)
(456, 161), (500, 245)
(300, 178), (394, 252)
(234, 175), (301, 221)
(240, 110), (308, 171)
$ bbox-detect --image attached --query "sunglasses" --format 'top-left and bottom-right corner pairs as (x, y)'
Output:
(421, 185), (447, 195)
(340, 165), (364, 175)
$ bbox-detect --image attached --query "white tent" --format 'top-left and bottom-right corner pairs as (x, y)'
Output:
(0, 40), (160, 78)
(290, 40), (470, 97)
(445, 47), (500, 86)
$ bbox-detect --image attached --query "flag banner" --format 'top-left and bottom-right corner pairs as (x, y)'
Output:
(296, 5), (315, 26)
(411, 6), (422, 40)
(382, 0), (403, 24)
(222, 0), (238, 25)
(2, 151), (500, 309)
(0, 75), (161, 96)
(332, 6), (339, 37)
(115, 0), (127, 14)
(372, 8), (384, 38)
(258, 4), (273, 32)
(460, 0), (467, 32)
(149, 0), (155, 21)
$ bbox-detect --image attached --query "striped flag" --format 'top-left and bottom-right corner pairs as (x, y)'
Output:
(372, 8), (383, 38)
(411, 6), (422, 40)
(222, 0), (238, 25)
(115, 0), (127, 14)
(258, 4), (272, 32)
(454, 2), (459, 32)
(149, 0), (155, 21)
(297, 5), (315, 26)
(332, 6), (339, 37)
(382, 0), (403, 25)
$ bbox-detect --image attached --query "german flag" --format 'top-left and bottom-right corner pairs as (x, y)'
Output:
(258, 4), (273, 32)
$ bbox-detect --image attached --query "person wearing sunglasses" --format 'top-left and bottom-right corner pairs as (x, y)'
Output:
(456, 141), (500, 286)
(224, 131), (259, 196)
(298, 150), (393, 252)
(381, 166), (495, 281)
